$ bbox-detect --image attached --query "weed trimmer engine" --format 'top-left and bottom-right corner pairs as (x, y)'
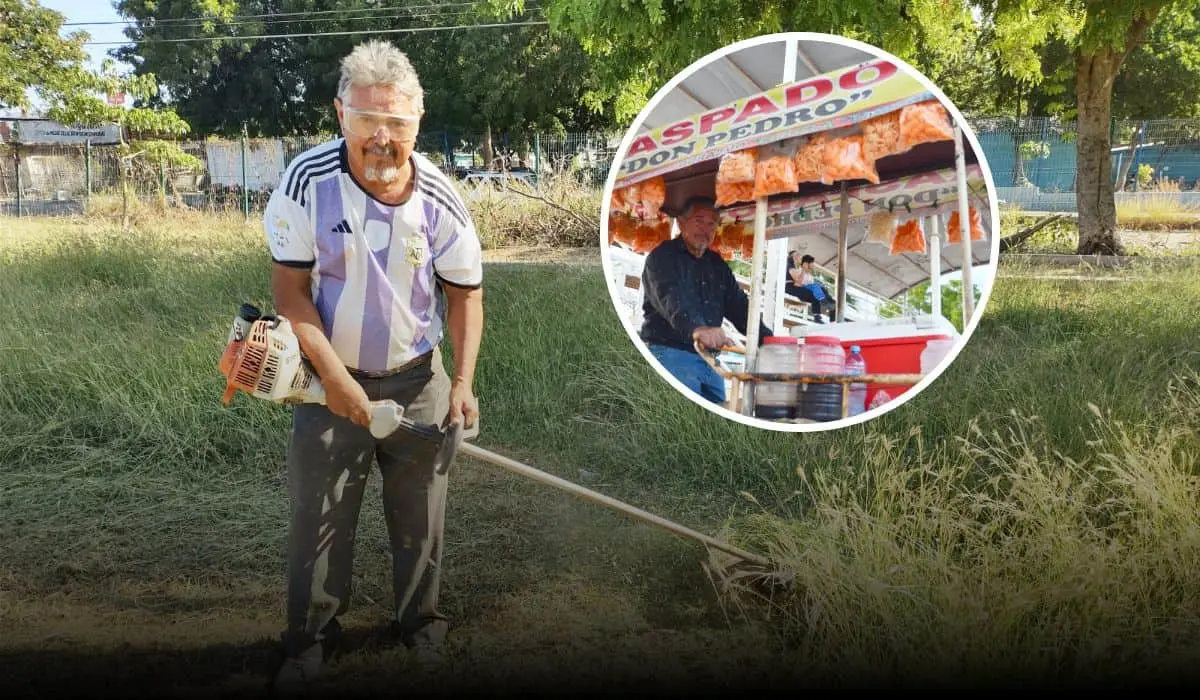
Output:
(218, 303), (410, 442)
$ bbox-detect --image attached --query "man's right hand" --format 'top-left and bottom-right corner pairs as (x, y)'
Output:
(692, 326), (729, 350)
(324, 373), (372, 428)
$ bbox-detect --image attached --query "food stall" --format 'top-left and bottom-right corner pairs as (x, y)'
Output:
(604, 36), (996, 422)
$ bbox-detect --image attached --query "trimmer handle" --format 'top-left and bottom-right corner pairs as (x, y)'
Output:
(367, 400), (465, 476)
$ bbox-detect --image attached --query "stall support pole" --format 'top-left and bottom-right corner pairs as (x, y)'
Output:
(742, 196), (769, 416)
(835, 182), (848, 323)
(929, 216), (942, 320)
(763, 36), (800, 334)
(953, 124), (975, 324)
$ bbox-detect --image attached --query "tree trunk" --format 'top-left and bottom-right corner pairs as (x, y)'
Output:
(482, 123), (494, 170)
(1113, 123), (1141, 192)
(1075, 48), (1123, 255)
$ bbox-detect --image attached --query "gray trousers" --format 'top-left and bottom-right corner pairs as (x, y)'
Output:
(283, 347), (451, 654)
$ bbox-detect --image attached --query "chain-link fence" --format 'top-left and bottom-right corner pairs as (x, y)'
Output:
(7, 119), (1200, 217)
(0, 128), (619, 217)
(972, 117), (1200, 212)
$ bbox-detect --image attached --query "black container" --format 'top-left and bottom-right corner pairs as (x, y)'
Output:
(799, 382), (844, 422)
(237, 303), (262, 323)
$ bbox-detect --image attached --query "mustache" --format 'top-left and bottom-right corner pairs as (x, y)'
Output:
(364, 144), (398, 158)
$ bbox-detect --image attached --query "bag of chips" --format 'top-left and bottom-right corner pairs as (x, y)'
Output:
(821, 134), (880, 185)
(610, 185), (634, 216)
(716, 147), (757, 184)
(752, 139), (799, 199)
(713, 222), (746, 259)
(890, 218), (926, 256)
(862, 110), (903, 162)
(946, 206), (986, 243)
(898, 100), (954, 151)
(716, 180), (755, 207)
(867, 211), (896, 245)
(608, 213), (638, 248)
(632, 176), (666, 219)
(741, 230), (755, 259)
(792, 133), (827, 184)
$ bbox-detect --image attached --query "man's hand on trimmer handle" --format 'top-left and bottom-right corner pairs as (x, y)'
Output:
(448, 378), (480, 440)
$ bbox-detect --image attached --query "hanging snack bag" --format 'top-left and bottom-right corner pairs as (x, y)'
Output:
(753, 139), (799, 199)
(821, 134), (880, 185)
(610, 184), (635, 216)
(716, 180), (755, 207)
(890, 217), (927, 256)
(741, 230), (755, 259)
(898, 100), (955, 151)
(946, 206), (986, 243)
(632, 175), (667, 219)
(862, 110), (903, 162)
(867, 211), (896, 245)
(792, 132), (827, 183)
(715, 147), (758, 206)
(608, 213), (638, 248)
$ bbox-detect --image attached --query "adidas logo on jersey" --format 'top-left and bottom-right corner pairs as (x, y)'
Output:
(331, 220), (352, 234)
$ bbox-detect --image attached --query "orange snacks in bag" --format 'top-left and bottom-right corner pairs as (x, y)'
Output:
(792, 133), (827, 183)
(898, 100), (954, 151)
(862, 110), (902, 162)
(608, 213), (638, 247)
(890, 218), (926, 256)
(867, 211), (896, 245)
(821, 134), (880, 185)
(753, 140), (799, 199)
(634, 176), (666, 219)
(716, 147), (757, 184)
(716, 180), (755, 207)
(947, 206), (985, 243)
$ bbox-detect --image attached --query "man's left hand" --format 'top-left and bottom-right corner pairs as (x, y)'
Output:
(447, 379), (479, 438)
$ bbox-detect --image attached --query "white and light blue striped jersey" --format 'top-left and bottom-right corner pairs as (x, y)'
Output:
(263, 138), (483, 372)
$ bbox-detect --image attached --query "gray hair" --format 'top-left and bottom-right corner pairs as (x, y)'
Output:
(337, 40), (424, 113)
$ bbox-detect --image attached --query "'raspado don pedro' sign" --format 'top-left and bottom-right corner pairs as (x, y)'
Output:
(615, 58), (934, 188)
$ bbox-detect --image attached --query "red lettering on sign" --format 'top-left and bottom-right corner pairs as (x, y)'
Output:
(784, 78), (833, 108)
(627, 136), (657, 156)
(699, 107), (736, 135)
(734, 95), (780, 123)
(660, 120), (695, 146)
(838, 59), (899, 90)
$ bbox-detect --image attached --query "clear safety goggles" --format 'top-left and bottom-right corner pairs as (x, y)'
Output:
(342, 107), (420, 141)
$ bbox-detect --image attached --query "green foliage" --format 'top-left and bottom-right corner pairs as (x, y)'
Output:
(114, 0), (614, 137)
(0, 0), (94, 111)
(511, 0), (969, 124)
(903, 278), (980, 332)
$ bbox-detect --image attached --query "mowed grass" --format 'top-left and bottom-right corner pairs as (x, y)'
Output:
(1, 212), (1200, 691)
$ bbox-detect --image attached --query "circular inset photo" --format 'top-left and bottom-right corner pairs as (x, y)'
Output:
(602, 32), (1000, 432)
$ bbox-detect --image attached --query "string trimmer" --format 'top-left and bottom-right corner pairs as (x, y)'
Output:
(217, 303), (776, 577)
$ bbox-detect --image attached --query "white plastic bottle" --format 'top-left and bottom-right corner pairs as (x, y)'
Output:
(846, 345), (867, 417)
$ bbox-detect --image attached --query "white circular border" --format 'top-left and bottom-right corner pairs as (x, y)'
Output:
(599, 31), (1003, 433)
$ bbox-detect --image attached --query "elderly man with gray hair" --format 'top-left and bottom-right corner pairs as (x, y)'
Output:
(262, 39), (484, 691)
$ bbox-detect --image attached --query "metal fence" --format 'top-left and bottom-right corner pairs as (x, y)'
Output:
(6, 118), (1200, 217)
(0, 129), (618, 217)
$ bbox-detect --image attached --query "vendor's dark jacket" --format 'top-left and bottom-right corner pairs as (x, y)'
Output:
(639, 237), (773, 352)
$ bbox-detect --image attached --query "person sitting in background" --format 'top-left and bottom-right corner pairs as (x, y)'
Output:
(639, 196), (773, 406)
(785, 252), (836, 323)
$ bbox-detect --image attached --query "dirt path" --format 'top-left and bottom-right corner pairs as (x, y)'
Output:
(482, 246), (601, 265)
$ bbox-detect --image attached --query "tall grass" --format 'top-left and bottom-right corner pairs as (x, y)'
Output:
(2, 215), (1200, 683)
(716, 390), (1200, 685)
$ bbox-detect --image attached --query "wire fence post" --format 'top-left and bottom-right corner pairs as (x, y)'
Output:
(85, 140), (92, 205)
(534, 132), (541, 188)
(240, 123), (249, 219)
(14, 144), (21, 218)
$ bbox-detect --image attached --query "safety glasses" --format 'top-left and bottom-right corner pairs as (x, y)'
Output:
(341, 106), (420, 141)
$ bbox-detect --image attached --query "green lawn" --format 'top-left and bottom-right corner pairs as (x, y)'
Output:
(1, 215), (1199, 692)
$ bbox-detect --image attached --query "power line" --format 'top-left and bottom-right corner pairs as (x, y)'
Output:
(61, 2), (486, 26)
(82, 21), (550, 45)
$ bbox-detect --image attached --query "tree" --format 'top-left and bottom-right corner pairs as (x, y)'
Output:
(904, 278), (980, 333)
(114, 0), (615, 140)
(497, 0), (974, 124)
(977, 0), (1196, 255)
(43, 59), (200, 227)
(0, 0), (93, 111)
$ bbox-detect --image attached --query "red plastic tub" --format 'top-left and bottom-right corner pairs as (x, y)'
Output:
(835, 333), (952, 406)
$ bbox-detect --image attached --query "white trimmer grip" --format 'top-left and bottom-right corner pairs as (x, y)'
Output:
(368, 400), (405, 439)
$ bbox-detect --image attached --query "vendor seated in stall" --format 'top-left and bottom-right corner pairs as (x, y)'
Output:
(639, 196), (773, 406)
(785, 251), (836, 323)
